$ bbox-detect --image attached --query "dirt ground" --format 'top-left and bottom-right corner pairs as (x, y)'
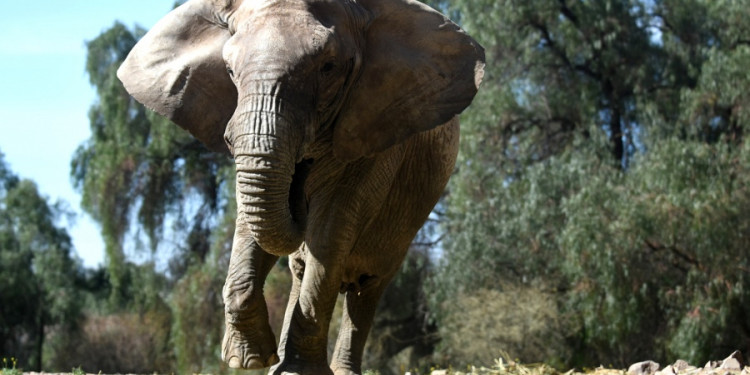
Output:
(19, 350), (750, 375)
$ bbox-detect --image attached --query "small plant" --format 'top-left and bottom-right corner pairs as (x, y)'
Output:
(1, 357), (21, 375)
(72, 365), (86, 375)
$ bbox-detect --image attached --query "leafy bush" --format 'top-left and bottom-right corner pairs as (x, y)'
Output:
(436, 287), (573, 368)
(48, 310), (172, 374)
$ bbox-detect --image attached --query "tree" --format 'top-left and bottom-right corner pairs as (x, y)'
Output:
(364, 248), (439, 374)
(0, 152), (83, 371)
(72, 21), (233, 308)
(73, 14), (239, 373)
(431, 0), (750, 367)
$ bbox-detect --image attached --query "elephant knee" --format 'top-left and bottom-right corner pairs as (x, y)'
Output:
(223, 280), (263, 320)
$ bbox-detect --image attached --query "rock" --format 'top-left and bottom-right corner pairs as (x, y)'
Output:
(673, 360), (690, 372)
(705, 360), (720, 371)
(721, 358), (742, 371)
(658, 364), (677, 375)
(629, 360), (661, 375)
(720, 350), (745, 370)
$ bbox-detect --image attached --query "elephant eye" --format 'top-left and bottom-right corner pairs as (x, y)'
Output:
(226, 67), (234, 78)
(320, 62), (335, 74)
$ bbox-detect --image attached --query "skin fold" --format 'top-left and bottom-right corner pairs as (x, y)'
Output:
(117, 0), (484, 374)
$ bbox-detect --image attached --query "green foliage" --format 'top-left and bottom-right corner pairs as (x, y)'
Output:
(72, 22), (233, 308)
(169, 170), (236, 373)
(437, 287), (572, 369)
(0, 152), (83, 371)
(49, 309), (173, 374)
(41, 260), (173, 372)
(171, 261), (226, 374)
(432, 0), (750, 368)
(1, 357), (20, 375)
(365, 249), (438, 375)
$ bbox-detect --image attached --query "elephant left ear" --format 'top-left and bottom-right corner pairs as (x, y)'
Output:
(332, 0), (485, 161)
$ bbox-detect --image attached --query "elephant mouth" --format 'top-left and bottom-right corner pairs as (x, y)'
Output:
(288, 159), (312, 234)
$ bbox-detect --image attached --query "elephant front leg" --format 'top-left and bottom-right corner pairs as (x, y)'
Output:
(222, 227), (280, 369)
(272, 243), (345, 375)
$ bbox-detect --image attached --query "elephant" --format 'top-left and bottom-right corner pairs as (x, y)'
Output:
(117, 0), (484, 373)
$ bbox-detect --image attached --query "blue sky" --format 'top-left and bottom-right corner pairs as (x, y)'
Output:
(0, 1), (178, 267)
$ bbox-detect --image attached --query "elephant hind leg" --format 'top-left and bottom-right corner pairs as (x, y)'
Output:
(330, 277), (391, 375)
(340, 273), (379, 295)
(329, 122), (458, 374)
(272, 250), (337, 375)
(275, 253), (305, 362)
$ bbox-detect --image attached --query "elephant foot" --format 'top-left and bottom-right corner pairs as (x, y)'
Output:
(221, 319), (279, 369)
(269, 361), (334, 375)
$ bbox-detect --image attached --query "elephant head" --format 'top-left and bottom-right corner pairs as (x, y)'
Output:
(117, 0), (485, 256)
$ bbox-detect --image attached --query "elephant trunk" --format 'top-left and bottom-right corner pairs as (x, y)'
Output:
(231, 95), (306, 256)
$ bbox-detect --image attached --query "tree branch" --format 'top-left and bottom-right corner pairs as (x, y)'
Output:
(644, 239), (702, 272)
(731, 39), (750, 50)
(530, 21), (602, 81)
(411, 234), (446, 249)
(557, 0), (580, 26)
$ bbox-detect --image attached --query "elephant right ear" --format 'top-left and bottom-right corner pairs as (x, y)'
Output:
(117, 0), (237, 154)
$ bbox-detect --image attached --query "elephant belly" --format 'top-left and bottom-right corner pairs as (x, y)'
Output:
(342, 118), (460, 288)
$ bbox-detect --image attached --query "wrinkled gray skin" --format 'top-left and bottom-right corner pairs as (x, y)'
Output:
(117, 0), (484, 373)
